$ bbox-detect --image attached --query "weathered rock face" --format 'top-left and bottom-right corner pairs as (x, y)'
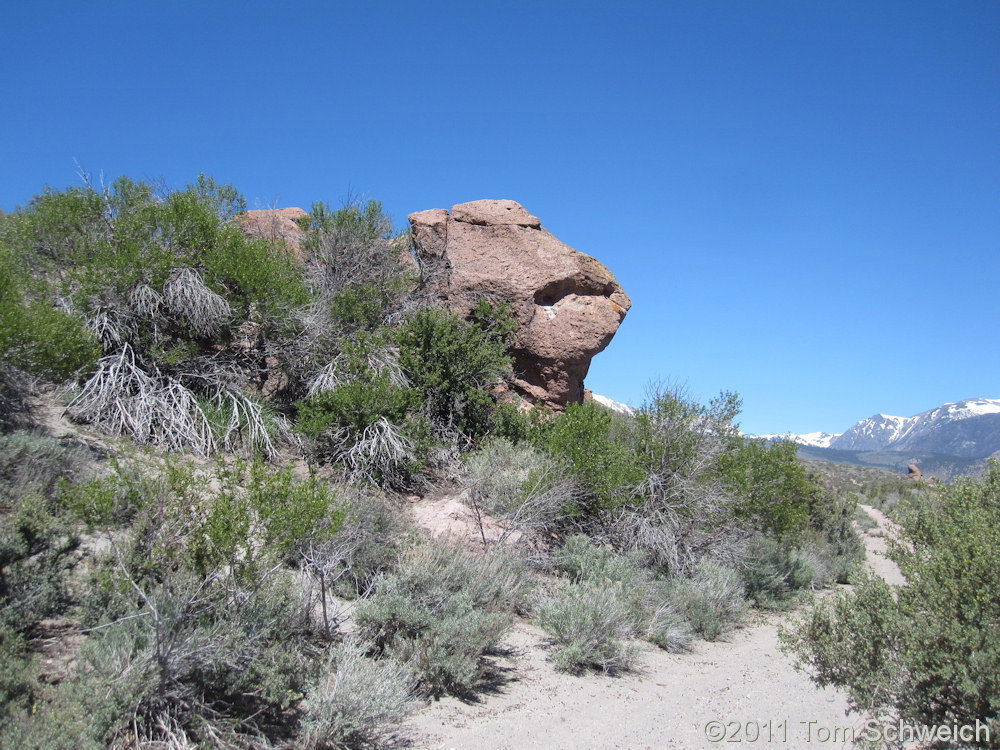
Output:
(238, 208), (308, 260)
(409, 200), (630, 407)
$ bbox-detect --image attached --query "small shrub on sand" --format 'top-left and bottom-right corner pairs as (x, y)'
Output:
(537, 581), (638, 674)
(667, 559), (748, 641)
(299, 638), (418, 749)
(354, 541), (527, 697)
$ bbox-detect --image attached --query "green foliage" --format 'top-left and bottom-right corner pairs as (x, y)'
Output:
(302, 198), (393, 244)
(300, 198), (407, 301)
(1, 174), (312, 454)
(740, 535), (824, 610)
(719, 438), (814, 537)
(15, 453), (352, 747)
(533, 401), (644, 513)
(632, 388), (742, 479)
(0, 243), (98, 388)
(16, 175), (307, 319)
(784, 461), (1000, 742)
(397, 305), (513, 440)
(185, 459), (344, 577)
(328, 281), (404, 335)
(487, 398), (537, 443)
(298, 371), (419, 440)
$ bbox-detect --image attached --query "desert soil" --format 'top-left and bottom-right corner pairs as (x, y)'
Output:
(399, 500), (904, 749)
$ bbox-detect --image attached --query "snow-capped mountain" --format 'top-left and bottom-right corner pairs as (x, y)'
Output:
(755, 431), (840, 448)
(831, 398), (1000, 457)
(591, 393), (635, 416)
(832, 414), (916, 451)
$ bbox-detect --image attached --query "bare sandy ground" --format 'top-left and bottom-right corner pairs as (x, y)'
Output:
(399, 502), (905, 749)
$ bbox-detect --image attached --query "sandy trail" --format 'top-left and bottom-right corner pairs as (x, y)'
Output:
(400, 502), (905, 749)
(405, 615), (860, 749)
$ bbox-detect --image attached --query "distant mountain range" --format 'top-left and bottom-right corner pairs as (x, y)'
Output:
(765, 398), (1000, 458)
(758, 397), (1000, 480)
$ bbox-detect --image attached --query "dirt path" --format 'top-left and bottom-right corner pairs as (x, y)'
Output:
(856, 503), (906, 586)
(397, 499), (911, 749)
(398, 501), (913, 749)
(404, 614), (862, 749)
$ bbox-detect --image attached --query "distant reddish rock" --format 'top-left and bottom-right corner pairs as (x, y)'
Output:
(238, 208), (308, 260)
(409, 199), (631, 407)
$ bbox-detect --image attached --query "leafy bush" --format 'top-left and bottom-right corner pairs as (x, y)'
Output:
(718, 438), (814, 537)
(73, 564), (316, 747)
(397, 304), (513, 440)
(604, 388), (751, 574)
(0, 241), (98, 427)
(784, 461), (1000, 744)
(0, 429), (100, 504)
(354, 541), (527, 696)
(187, 459), (344, 579)
(300, 198), (405, 298)
(0, 431), (101, 635)
(54, 455), (350, 746)
(297, 362), (426, 486)
(533, 400), (644, 514)
(740, 535), (826, 610)
(4, 175), (309, 454)
(804, 482), (865, 584)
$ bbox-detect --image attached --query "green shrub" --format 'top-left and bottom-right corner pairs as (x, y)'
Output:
(805, 483), (865, 584)
(542, 535), (697, 660)
(533, 401), (644, 514)
(784, 461), (1000, 742)
(354, 541), (526, 696)
(59, 454), (346, 746)
(300, 198), (403, 296)
(188, 459), (344, 579)
(740, 535), (823, 610)
(397, 304), (512, 440)
(718, 438), (813, 537)
(0, 241), (99, 422)
(4, 175), (310, 454)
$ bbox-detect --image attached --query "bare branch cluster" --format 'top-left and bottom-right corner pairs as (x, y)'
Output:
(163, 267), (231, 338)
(338, 417), (415, 485)
(68, 345), (215, 454)
(68, 345), (280, 458)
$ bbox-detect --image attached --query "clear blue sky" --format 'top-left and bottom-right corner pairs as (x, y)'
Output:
(3, 1), (997, 436)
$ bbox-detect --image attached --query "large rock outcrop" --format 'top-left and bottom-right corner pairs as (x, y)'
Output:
(409, 200), (630, 407)
(238, 208), (308, 260)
